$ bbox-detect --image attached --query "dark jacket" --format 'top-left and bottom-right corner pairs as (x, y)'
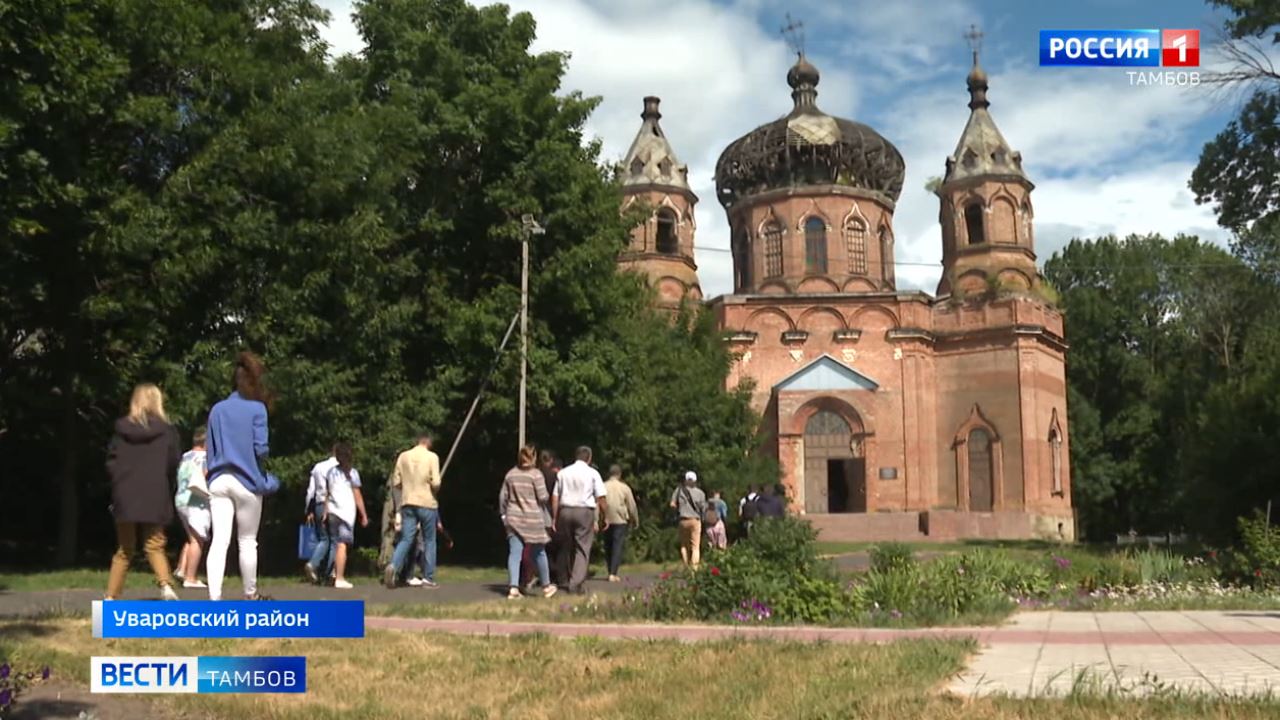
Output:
(757, 494), (785, 519)
(106, 417), (181, 525)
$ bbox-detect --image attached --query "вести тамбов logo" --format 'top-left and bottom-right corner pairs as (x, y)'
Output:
(1040, 29), (1201, 86)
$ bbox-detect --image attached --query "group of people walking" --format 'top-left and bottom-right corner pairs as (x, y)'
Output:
(105, 351), (785, 601)
(106, 352), (276, 601)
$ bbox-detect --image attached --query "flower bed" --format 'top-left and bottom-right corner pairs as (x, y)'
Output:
(514, 514), (1280, 628)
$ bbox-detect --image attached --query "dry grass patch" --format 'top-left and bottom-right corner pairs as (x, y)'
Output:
(3, 618), (1280, 719)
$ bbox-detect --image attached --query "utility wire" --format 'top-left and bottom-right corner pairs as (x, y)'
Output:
(685, 244), (1246, 270)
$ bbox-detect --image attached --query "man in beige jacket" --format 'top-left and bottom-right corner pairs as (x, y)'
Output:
(602, 465), (639, 582)
(384, 432), (442, 589)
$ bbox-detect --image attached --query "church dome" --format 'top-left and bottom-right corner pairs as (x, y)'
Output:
(714, 56), (906, 210)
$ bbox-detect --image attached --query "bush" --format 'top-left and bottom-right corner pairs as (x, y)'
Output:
(852, 551), (1015, 624)
(643, 516), (850, 624)
(870, 542), (915, 574)
(1234, 511), (1280, 588)
(962, 549), (1052, 598)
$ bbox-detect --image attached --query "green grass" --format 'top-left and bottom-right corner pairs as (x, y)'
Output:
(0, 561), (669, 593)
(4, 617), (1280, 719)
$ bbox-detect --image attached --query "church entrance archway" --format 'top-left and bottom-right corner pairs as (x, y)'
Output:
(804, 408), (867, 513)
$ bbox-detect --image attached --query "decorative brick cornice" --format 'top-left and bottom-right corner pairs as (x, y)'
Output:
(932, 324), (1069, 353)
(617, 251), (699, 272)
(886, 327), (936, 344)
(725, 330), (758, 344)
(781, 330), (809, 345)
(832, 329), (862, 343)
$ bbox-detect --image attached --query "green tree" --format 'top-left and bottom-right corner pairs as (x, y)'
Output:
(1044, 234), (1247, 538)
(1192, 2), (1280, 231)
(0, 0), (331, 563)
(1, 0), (770, 567)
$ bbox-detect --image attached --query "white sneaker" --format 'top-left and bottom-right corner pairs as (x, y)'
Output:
(183, 579), (207, 589)
(174, 568), (185, 581)
(333, 579), (354, 590)
(407, 577), (424, 587)
(507, 587), (523, 600)
(161, 585), (180, 601)
(542, 584), (558, 599)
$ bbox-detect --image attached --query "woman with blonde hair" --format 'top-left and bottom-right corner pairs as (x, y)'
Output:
(498, 444), (556, 600)
(105, 383), (182, 600)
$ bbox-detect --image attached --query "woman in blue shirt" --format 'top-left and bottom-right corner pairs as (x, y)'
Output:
(204, 352), (274, 601)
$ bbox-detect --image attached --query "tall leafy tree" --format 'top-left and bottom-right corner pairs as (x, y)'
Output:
(1045, 234), (1247, 538)
(1, 0), (769, 565)
(1192, 1), (1280, 232)
(0, 0), (330, 563)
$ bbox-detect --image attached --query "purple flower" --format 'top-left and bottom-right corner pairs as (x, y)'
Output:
(1054, 556), (1071, 570)
(0, 664), (9, 679)
(0, 688), (10, 707)
(890, 609), (903, 619)
(42, 666), (50, 680)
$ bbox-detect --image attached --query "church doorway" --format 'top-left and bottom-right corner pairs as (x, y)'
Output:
(804, 409), (866, 513)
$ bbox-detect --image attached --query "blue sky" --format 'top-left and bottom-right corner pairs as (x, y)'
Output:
(317, 0), (1246, 296)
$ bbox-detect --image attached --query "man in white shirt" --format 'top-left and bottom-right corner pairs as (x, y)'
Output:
(303, 446), (338, 584)
(551, 446), (608, 594)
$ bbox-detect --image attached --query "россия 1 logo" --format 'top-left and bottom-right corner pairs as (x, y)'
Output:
(1040, 29), (1200, 86)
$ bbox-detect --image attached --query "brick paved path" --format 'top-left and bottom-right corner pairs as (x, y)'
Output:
(951, 611), (1280, 697)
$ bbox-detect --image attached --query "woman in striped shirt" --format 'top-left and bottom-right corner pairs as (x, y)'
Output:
(499, 444), (557, 600)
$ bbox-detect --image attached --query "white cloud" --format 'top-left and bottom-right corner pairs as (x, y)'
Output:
(312, 0), (1230, 297)
(314, 0), (363, 57)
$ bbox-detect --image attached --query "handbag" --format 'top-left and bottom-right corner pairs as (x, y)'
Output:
(297, 523), (318, 560)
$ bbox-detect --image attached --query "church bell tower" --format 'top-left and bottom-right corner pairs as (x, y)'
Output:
(936, 32), (1041, 298)
(617, 97), (703, 307)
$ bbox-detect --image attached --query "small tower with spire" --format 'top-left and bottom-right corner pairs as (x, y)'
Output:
(936, 26), (1040, 297)
(618, 96), (702, 307)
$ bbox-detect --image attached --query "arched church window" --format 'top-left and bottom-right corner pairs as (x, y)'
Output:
(880, 226), (895, 287)
(806, 410), (851, 436)
(629, 157), (645, 177)
(656, 209), (678, 254)
(968, 428), (994, 511)
(1021, 201), (1034, 245)
(763, 221), (783, 277)
(805, 217), (828, 274)
(964, 203), (985, 245)
(844, 219), (867, 274)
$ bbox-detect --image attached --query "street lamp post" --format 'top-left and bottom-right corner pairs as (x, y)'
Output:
(519, 214), (545, 449)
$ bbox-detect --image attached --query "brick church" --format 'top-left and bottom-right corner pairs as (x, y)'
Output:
(617, 49), (1074, 542)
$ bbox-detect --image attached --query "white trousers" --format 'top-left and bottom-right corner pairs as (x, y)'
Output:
(206, 474), (263, 600)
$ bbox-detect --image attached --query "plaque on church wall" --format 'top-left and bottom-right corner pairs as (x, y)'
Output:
(878, 467), (898, 480)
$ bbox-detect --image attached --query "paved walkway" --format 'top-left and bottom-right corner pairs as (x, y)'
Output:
(0, 573), (653, 617)
(949, 611), (1280, 698)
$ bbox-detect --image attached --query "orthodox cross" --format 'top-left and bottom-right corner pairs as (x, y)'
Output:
(964, 23), (984, 64)
(781, 14), (806, 58)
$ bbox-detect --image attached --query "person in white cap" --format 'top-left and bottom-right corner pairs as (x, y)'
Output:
(669, 470), (708, 568)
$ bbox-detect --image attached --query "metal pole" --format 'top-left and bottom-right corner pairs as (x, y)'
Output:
(517, 215), (544, 451)
(441, 310), (520, 480)
(519, 233), (529, 448)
